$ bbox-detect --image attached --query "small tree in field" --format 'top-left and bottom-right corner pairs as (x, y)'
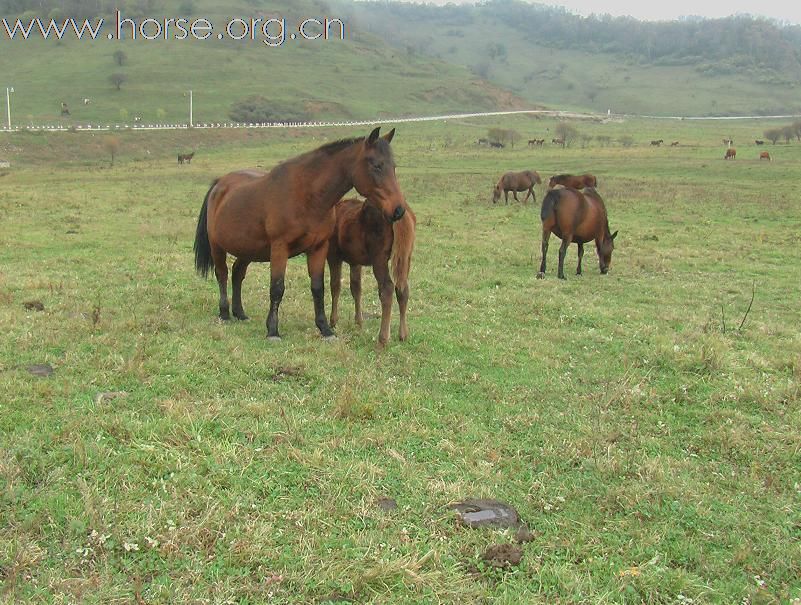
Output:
(554, 122), (579, 147)
(487, 127), (505, 144)
(781, 125), (794, 144)
(103, 136), (120, 167)
(505, 129), (521, 148)
(764, 128), (781, 145)
(109, 73), (127, 91)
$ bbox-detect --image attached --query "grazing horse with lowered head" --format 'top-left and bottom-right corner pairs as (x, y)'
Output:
(178, 152), (195, 164)
(328, 197), (416, 345)
(755, 140), (765, 145)
(537, 186), (617, 280)
(493, 170), (542, 204)
(548, 173), (597, 189)
(193, 127), (406, 339)
(650, 139), (663, 146)
(724, 148), (736, 160)
(670, 141), (679, 146)
(760, 151), (771, 161)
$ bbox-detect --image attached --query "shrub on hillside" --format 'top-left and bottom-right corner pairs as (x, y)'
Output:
(228, 96), (309, 124)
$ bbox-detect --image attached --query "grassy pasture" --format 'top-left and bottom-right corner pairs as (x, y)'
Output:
(1, 116), (800, 604)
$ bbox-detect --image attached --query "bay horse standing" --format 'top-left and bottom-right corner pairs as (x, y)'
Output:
(178, 152), (195, 165)
(193, 127), (406, 339)
(537, 186), (617, 280)
(493, 170), (542, 204)
(327, 197), (416, 345)
(548, 173), (597, 189)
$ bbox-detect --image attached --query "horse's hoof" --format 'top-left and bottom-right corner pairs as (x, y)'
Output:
(322, 334), (338, 342)
(536, 272), (545, 280)
(267, 335), (282, 342)
(233, 311), (249, 320)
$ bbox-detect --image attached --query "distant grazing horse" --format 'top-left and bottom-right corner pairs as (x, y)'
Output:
(193, 127), (406, 339)
(755, 140), (765, 145)
(537, 186), (617, 280)
(178, 152), (195, 165)
(670, 141), (679, 146)
(552, 138), (565, 147)
(760, 151), (771, 161)
(548, 173), (597, 189)
(490, 141), (505, 149)
(328, 197), (416, 345)
(477, 138), (489, 146)
(493, 170), (542, 204)
(650, 139), (663, 146)
(528, 139), (545, 147)
(724, 148), (736, 160)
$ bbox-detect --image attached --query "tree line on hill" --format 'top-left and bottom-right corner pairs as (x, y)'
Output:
(346, 0), (801, 84)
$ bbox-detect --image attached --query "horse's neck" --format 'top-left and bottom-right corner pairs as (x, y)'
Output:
(303, 145), (359, 205)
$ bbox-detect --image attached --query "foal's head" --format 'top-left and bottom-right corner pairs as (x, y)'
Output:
(351, 127), (406, 223)
(597, 229), (618, 274)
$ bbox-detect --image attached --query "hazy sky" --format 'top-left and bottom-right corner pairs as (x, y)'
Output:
(407, 0), (801, 25)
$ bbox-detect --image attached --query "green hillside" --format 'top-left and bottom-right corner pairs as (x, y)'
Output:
(0, 0), (529, 125)
(339, 0), (801, 117)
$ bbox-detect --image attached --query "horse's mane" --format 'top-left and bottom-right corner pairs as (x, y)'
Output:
(317, 137), (364, 155)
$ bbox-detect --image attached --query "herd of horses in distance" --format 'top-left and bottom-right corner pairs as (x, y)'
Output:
(192, 125), (769, 345)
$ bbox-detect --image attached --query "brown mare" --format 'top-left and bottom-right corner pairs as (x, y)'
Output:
(178, 152), (195, 164)
(493, 170), (542, 204)
(193, 127), (406, 339)
(548, 173), (597, 189)
(724, 148), (736, 159)
(537, 186), (617, 280)
(327, 197), (416, 345)
(760, 151), (771, 161)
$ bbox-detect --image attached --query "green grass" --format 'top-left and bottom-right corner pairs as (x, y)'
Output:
(1, 116), (800, 603)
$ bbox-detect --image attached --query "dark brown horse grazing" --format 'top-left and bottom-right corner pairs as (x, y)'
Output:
(548, 173), (598, 189)
(193, 127), (406, 340)
(724, 148), (736, 160)
(178, 152), (195, 165)
(493, 170), (542, 204)
(537, 186), (617, 280)
(327, 197), (416, 345)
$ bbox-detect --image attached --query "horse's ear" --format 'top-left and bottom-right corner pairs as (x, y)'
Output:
(383, 128), (396, 144)
(611, 230), (618, 240)
(367, 127), (381, 146)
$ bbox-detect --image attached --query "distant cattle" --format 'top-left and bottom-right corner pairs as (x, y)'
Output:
(528, 139), (545, 147)
(759, 151), (771, 161)
(724, 148), (736, 160)
(477, 138), (489, 146)
(650, 139), (663, 146)
(755, 140), (765, 146)
(178, 152), (195, 164)
(490, 141), (505, 149)
(551, 138), (565, 147)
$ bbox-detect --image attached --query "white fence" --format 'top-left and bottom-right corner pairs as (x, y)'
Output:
(1, 109), (800, 133)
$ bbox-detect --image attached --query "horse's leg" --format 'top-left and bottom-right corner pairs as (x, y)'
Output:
(504, 191), (509, 204)
(350, 265), (363, 327)
(396, 277), (410, 342)
(525, 187), (534, 203)
(211, 246), (230, 320)
(558, 236), (573, 280)
(307, 243), (335, 338)
(372, 261), (394, 346)
(576, 242), (584, 276)
(513, 191), (521, 203)
(266, 244), (288, 339)
(329, 258), (342, 328)
(537, 229), (551, 278)
(231, 258), (251, 320)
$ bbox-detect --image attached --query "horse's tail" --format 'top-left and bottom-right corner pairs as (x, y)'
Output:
(541, 188), (561, 222)
(193, 179), (218, 278)
(391, 206), (416, 290)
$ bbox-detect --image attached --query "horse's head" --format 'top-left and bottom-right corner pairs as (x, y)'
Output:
(352, 127), (405, 223)
(492, 183), (502, 203)
(547, 176), (559, 189)
(529, 171), (542, 185)
(597, 230), (618, 274)
(584, 174), (597, 187)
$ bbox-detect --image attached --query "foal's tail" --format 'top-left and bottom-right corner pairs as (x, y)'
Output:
(391, 206), (416, 289)
(193, 179), (218, 278)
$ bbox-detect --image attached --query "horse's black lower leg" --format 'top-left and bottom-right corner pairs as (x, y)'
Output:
(350, 265), (363, 327)
(266, 276), (284, 338)
(576, 242), (584, 275)
(231, 258), (250, 320)
(211, 248), (230, 320)
(308, 246), (334, 338)
(558, 238), (572, 280)
(537, 230), (551, 278)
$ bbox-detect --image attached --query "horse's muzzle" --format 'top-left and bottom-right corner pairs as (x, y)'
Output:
(391, 206), (406, 222)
